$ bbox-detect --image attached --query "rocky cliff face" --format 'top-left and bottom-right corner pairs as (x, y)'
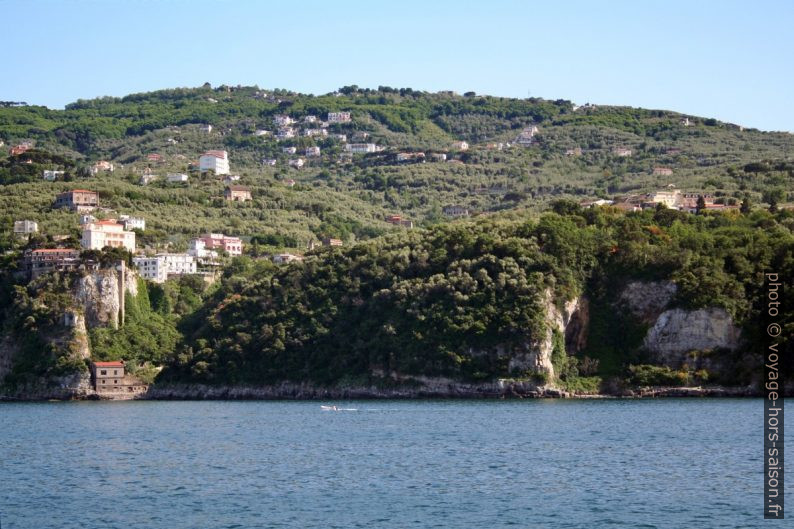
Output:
(506, 290), (589, 379)
(75, 269), (122, 328)
(619, 280), (743, 370)
(643, 307), (742, 367)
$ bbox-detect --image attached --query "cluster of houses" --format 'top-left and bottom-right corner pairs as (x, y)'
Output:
(583, 186), (740, 213)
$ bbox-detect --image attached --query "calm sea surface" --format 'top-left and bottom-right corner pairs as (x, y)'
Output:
(0, 399), (786, 528)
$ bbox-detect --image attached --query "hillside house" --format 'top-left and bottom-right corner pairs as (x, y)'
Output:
(54, 190), (98, 211)
(254, 129), (271, 136)
(147, 153), (163, 163)
(430, 153), (447, 162)
(167, 172), (189, 183)
(516, 126), (539, 146)
(79, 214), (96, 225)
(305, 146), (321, 157)
(42, 170), (64, 181)
(385, 215), (414, 228)
(81, 220), (136, 251)
(199, 150), (230, 175)
(322, 237), (343, 247)
(200, 124), (213, 133)
(89, 160), (114, 175)
(119, 215), (145, 231)
(24, 248), (81, 278)
(647, 189), (681, 208)
(451, 141), (469, 151)
(195, 233), (243, 256)
(224, 185), (252, 202)
(327, 112), (351, 123)
(13, 220), (38, 236)
(681, 118), (690, 127)
(134, 253), (196, 283)
(345, 143), (378, 154)
(139, 173), (158, 185)
(277, 127), (296, 140)
(10, 144), (31, 156)
(289, 158), (305, 168)
(274, 115), (294, 126)
(273, 253), (304, 264)
(442, 205), (470, 218)
(304, 128), (327, 138)
(282, 146), (297, 154)
(653, 167), (674, 176)
(396, 152), (425, 163)
(332, 134), (347, 142)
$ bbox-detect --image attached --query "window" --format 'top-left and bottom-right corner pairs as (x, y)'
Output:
(100, 370), (107, 375)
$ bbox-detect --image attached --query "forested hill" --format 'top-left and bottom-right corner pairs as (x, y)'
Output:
(1, 85), (792, 249)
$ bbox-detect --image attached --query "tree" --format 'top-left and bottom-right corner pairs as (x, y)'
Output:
(740, 195), (752, 214)
(696, 195), (706, 215)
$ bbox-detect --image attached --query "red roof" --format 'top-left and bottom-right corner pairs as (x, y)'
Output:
(202, 150), (227, 159)
(31, 248), (79, 254)
(93, 361), (124, 367)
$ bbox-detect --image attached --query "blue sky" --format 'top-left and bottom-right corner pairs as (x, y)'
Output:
(2, 0), (793, 131)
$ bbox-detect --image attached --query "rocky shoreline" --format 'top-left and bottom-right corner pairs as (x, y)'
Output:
(0, 379), (767, 401)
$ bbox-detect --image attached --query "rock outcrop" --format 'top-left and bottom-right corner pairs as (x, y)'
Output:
(75, 269), (122, 328)
(643, 307), (742, 366)
(506, 291), (588, 379)
(619, 280), (678, 323)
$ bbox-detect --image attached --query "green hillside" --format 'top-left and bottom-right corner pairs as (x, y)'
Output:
(1, 85), (792, 251)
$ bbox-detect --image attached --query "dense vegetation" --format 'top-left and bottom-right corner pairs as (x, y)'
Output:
(1, 85), (792, 394)
(1, 85), (792, 254)
(160, 205), (794, 389)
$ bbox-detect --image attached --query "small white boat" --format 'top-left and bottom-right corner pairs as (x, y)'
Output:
(320, 405), (338, 411)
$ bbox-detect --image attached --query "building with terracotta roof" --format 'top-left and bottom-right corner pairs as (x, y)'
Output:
(24, 248), (81, 278)
(90, 360), (147, 396)
(224, 185), (252, 202)
(54, 190), (98, 211)
(81, 220), (136, 251)
(199, 150), (230, 175)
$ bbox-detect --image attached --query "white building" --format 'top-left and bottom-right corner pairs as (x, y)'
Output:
(119, 215), (146, 231)
(140, 172), (157, 185)
(442, 205), (470, 218)
(199, 150), (230, 175)
(277, 127), (296, 140)
(273, 253), (304, 264)
(187, 238), (218, 260)
(43, 170), (64, 181)
(254, 129), (271, 136)
(167, 173), (189, 183)
(282, 146), (297, 154)
(81, 220), (136, 251)
(305, 146), (321, 157)
(516, 126), (539, 146)
(327, 112), (351, 123)
(78, 214), (96, 225)
(451, 141), (469, 151)
(304, 128), (327, 138)
(273, 115), (294, 126)
(303, 115), (318, 123)
(200, 124), (213, 133)
(332, 134), (347, 142)
(13, 220), (38, 235)
(289, 158), (305, 168)
(345, 143), (379, 154)
(133, 253), (197, 283)
(263, 158), (277, 166)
